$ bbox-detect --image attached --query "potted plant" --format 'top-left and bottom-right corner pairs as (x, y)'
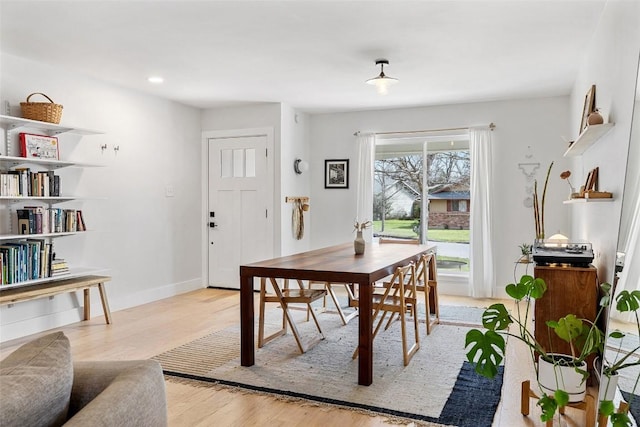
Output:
(518, 243), (533, 263)
(598, 289), (640, 426)
(465, 274), (607, 422)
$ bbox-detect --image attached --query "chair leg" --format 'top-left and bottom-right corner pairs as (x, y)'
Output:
(400, 300), (420, 366)
(281, 303), (307, 354)
(258, 278), (267, 347)
(425, 281), (440, 335)
(258, 278), (287, 349)
(353, 305), (386, 360)
(325, 283), (348, 325)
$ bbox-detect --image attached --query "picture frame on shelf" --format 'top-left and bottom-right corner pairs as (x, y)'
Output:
(579, 84), (596, 134)
(19, 133), (60, 160)
(324, 159), (349, 189)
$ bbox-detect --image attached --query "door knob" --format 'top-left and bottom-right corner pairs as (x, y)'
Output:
(209, 222), (218, 228)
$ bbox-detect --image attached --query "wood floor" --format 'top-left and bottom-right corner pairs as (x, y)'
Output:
(0, 288), (594, 426)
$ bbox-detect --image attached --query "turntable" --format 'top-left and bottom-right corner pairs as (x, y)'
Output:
(532, 240), (594, 267)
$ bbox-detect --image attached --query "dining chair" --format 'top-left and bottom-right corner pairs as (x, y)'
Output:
(411, 253), (440, 334)
(378, 238), (440, 334)
(351, 263), (420, 366)
(308, 280), (359, 325)
(258, 277), (327, 354)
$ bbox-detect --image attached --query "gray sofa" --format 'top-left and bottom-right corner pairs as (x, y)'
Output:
(0, 332), (167, 426)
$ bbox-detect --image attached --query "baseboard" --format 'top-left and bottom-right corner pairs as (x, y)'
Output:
(438, 274), (470, 296)
(0, 278), (204, 343)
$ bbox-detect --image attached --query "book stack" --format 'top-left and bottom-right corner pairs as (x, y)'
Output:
(50, 257), (69, 277)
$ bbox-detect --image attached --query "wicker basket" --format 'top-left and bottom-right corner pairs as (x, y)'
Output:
(20, 93), (63, 124)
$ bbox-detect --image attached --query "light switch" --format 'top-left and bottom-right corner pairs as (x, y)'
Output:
(165, 185), (175, 197)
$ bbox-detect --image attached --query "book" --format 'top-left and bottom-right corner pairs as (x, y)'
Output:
(16, 209), (34, 234)
(19, 133), (60, 160)
(24, 206), (46, 234)
(77, 210), (86, 231)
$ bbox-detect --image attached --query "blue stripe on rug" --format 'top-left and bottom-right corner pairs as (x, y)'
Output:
(439, 362), (504, 427)
(163, 360), (504, 426)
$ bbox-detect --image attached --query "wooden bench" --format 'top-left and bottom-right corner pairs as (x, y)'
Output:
(0, 275), (113, 324)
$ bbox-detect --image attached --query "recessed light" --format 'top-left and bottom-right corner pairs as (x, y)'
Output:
(147, 76), (164, 84)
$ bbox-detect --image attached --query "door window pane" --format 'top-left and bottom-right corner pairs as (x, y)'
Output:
(233, 149), (244, 177)
(245, 149), (256, 177)
(221, 149), (233, 178)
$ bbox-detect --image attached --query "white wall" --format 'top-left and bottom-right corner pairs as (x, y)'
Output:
(569, 1), (640, 284)
(279, 105), (312, 256)
(309, 97), (572, 296)
(0, 53), (203, 341)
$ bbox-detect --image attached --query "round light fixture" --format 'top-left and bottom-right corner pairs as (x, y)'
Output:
(147, 76), (164, 84)
(294, 159), (309, 174)
(366, 59), (398, 95)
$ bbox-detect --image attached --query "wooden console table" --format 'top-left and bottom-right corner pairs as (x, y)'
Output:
(534, 265), (598, 361)
(0, 275), (113, 324)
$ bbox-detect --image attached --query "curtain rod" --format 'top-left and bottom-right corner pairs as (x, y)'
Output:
(353, 122), (495, 136)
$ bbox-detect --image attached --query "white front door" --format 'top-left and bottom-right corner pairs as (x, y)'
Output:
(208, 134), (272, 289)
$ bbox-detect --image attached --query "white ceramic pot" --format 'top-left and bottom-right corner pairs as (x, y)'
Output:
(598, 371), (620, 402)
(538, 353), (587, 403)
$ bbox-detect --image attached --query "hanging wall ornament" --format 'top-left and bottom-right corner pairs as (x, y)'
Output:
(518, 162), (540, 207)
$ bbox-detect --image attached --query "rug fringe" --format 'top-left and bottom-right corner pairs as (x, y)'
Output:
(164, 375), (447, 427)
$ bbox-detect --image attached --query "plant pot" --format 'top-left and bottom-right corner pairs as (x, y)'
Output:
(598, 372), (619, 402)
(538, 353), (587, 403)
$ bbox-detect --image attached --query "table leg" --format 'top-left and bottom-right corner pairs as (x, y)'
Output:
(83, 289), (90, 320)
(240, 274), (255, 366)
(357, 279), (373, 385)
(97, 283), (112, 324)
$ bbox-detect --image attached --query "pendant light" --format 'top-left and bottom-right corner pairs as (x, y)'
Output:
(366, 59), (398, 95)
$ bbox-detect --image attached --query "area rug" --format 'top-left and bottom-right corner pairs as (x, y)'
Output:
(153, 305), (502, 427)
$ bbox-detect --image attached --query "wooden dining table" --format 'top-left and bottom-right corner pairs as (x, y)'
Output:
(239, 241), (436, 386)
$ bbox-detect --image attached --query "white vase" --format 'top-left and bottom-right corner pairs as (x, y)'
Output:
(354, 230), (365, 255)
(538, 353), (587, 403)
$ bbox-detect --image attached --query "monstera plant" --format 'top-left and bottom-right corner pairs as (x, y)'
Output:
(465, 275), (608, 422)
(598, 290), (640, 426)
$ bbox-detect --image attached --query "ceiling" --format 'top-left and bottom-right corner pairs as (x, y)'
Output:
(0, 1), (607, 114)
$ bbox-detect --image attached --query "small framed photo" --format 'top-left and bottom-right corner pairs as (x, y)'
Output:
(19, 133), (60, 160)
(579, 84), (596, 134)
(324, 159), (349, 189)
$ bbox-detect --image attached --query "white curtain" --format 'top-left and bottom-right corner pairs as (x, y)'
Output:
(469, 127), (495, 297)
(356, 133), (375, 242)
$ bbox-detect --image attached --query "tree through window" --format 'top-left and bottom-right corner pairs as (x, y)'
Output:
(373, 137), (470, 275)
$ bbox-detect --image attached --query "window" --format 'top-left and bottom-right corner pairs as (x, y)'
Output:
(373, 134), (470, 277)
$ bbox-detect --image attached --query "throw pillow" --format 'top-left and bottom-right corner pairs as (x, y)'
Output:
(0, 331), (73, 427)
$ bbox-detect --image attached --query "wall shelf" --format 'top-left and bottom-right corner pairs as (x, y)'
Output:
(0, 114), (102, 136)
(563, 123), (615, 157)
(563, 198), (614, 204)
(0, 267), (107, 290)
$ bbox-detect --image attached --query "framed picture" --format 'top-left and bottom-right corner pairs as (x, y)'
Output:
(324, 159), (349, 189)
(579, 84), (596, 134)
(19, 133), (60, 160)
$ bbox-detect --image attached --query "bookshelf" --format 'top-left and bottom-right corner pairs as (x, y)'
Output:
(0, 115), (105, 289)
